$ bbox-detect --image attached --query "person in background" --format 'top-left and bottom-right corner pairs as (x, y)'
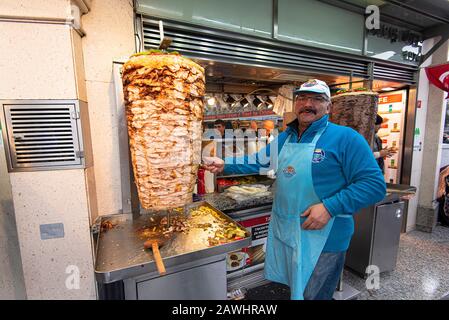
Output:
(245, 120), (259, 136)
(246, 121), (260, 155)
(373, 114), (394, 174)
(213, 119), (226, 138)
(262, 120), (275, 143)
(250, 120), (259, 132)
(233, 120), (244, 138)
(202, 79), (386, 300)
(213, 119), (239, 158)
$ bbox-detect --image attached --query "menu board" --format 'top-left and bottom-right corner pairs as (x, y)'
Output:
(377, 91), (406, 183)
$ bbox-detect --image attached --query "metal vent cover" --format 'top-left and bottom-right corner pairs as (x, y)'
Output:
(140, 17), (417, 85)
(0, 100), (88, 172)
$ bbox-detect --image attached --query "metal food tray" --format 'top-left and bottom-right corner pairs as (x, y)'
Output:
(94, 201), (251, 283)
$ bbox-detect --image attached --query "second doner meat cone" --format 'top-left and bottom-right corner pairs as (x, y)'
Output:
(330, 91), (378, 146)
(122, 51), (205, 210)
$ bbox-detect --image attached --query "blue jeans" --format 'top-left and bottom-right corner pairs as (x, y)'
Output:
(303, 251), (346, 300)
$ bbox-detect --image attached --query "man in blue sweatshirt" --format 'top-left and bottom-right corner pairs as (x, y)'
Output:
(202, 79), (386, 300)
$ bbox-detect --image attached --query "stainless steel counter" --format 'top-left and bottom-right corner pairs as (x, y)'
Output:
(202, 191), (273, 213)
(94, 201), (251, 284)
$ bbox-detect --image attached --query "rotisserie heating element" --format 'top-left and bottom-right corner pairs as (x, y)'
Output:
(122, 52), (205, 210)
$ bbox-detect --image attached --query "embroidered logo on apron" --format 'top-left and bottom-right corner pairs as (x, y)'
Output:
(282, 165), (296, 178)
(312, 149), (326, 163)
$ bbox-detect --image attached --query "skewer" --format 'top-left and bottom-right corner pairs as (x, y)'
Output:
(167, 210), (170, 228)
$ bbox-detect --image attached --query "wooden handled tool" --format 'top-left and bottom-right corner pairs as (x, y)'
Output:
(144, 236), (168, 275)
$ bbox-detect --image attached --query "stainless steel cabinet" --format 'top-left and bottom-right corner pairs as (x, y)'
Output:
(345, 201), (405, 276)
(123, 257), (227, 300)
(371, 202), (404, 273)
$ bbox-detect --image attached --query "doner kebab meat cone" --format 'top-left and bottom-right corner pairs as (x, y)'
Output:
(122, 51), (205, 210)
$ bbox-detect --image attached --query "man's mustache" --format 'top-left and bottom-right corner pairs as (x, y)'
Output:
(299, 108), (317, 115)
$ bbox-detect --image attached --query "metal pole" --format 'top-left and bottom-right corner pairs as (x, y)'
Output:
(272, 0), (279, 39)
(337, 269), (344, 291)
(368, 62), (374, 90)
(349, 71), (354, 90)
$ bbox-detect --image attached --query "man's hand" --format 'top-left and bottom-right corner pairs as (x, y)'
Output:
(301, 203), (331, 230)
(201, 156), (225, 174)
(380, 148), (395, 158)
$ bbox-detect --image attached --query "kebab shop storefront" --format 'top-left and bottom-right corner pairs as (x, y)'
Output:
(1, 0), (438, 301)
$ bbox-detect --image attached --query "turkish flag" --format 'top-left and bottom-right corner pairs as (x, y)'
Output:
(425, 63), (449, 98)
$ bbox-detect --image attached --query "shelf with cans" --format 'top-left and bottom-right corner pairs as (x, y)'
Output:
(377, 91), (407, 184)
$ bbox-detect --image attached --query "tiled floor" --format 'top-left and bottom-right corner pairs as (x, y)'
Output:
(343, 224), (449, 300)
(245, 224), (449, 300)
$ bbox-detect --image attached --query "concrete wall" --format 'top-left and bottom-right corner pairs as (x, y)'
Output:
(406, 38), (433, 232)
(0, 0), (96, 299)
(0, 132), (26, 299)
(1, 0), (70, 19)
(81, 0), (135, 216)
(0, 0), (136, 298)
(9, 170), (96, 299)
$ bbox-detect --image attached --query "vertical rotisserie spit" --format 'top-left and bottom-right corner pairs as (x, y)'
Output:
(122, 51), (205, 210)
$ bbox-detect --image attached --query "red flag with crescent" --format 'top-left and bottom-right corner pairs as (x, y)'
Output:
(425, 63), (449, 99)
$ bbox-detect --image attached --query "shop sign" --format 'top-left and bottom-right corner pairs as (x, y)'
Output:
(251, 224), (269, 241)
(240, 215), (271, 242)
(240, 215), (271, 228)
(366, 23), (422, 47)
(379, 94), (402, 104)
(366, 21), (422, 63)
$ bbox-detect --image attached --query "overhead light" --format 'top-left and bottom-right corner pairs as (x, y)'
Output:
(381, 87), (395, 91)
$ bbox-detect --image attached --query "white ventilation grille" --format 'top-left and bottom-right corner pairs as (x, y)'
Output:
(1, 102), (85, 171)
